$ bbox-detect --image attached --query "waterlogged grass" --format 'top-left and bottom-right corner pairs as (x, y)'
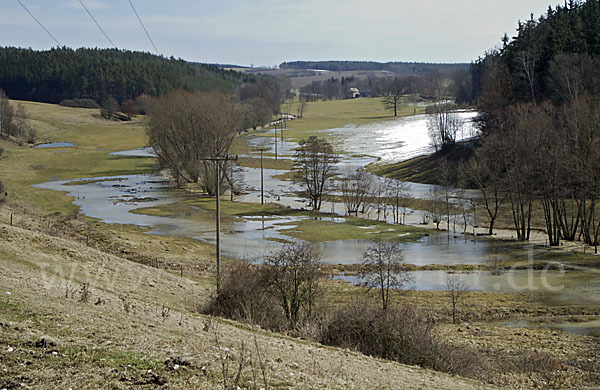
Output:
(371, 154), (440, 184)
(278, 216), (430, 242)
(135, 196), (429, 243)
(0, 100), (153, 214)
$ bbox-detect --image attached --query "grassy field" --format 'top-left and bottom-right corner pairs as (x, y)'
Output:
(254, 97), (423, 142)
(0, 100), (153, 214)
(134, 196), (429, 243)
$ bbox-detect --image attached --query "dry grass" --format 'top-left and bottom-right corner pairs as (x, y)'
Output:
(0, 207), (492, 389)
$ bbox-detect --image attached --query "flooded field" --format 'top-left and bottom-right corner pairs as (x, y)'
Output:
(33, 173), (497, 264)
(32, 109), (600, 337)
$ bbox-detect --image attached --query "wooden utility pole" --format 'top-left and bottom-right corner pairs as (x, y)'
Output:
(255, 147), (269, 205)
(274, 127), (278, 160)
(198, 155), (238, 294)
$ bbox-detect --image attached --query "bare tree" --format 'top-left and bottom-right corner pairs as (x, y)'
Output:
(454, 188), (472, 235)
(224, 160), (245, 201)
(361, 240), (412, 311)
(386, 178), (411, 225)
(15, 103), (32, 145)
(339, 166), (375, 216)
(382, 78), (406, 117)
(427, 103), (464, 151)
(547, 53), (597, 104)
(445, 273), (467, 324)
(373, 183), (387, 221)
(293, 136), (339, 210)
(263, 243), (323, 329)
(427, 187), (444, 230)
(240, 79), (281, 116)
(100, 96), (119, 119)
(502, 104), (537, 241)
(146, 90), (237, 193)
(239, 97), (272, 130)
(514, 16), (539, 103)
(0, 89), (14, 138)
(297, 94), (307, 118)
(560, 96), (600, 250)
(517, 50), (537, 103)
(120, 99), (137, 119)
(464, 138), (508, 235)
(437, 160), (457, 233)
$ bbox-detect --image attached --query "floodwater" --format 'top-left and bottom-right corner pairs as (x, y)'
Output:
(490, 318), (600, 337)
(29, 110), (507, 265)
(33, 110), (600, 336)
(335, 270), (570, 293)
(34, 142), (76, 148)
(244, 111), (479, 165)
(317, 234), (495, 265)
(33, 172), (499, 265)
(324, 111), (479, 163)
(109, 147), (156, 157)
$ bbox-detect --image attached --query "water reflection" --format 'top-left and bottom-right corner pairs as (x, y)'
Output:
(335, 270), (571, 293)
(318, 234), (492, 265)
(35, 142), (76, 148)
(491, 318), (600, 337)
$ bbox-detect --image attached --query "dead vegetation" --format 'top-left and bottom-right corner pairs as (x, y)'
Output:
(0, 204), (492, 389)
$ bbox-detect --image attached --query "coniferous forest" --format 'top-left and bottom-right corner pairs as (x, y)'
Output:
(462, 0), (600, 104)
(0, 47), (250, 104)
(457, 0), (600, 248)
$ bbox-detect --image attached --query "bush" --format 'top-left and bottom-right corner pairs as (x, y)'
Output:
(204, 261), (283, 328)
(205, 243), (325, 331)
(59, 99), (100, 109)
(24, 126), (36, 144)
(321, 301), (469, 373)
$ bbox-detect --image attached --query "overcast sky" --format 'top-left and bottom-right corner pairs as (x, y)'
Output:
(2, 0), (557, 66)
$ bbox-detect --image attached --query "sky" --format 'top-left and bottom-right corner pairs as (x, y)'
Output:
(1, 0), (558, 66)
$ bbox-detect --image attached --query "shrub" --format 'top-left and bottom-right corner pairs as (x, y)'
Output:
(204, 261), (283, 328)
(321, 301), (467, 373)
(263, 242), (323, 329)
(205, 243), (325, 331)
(59, 99), (100, 109)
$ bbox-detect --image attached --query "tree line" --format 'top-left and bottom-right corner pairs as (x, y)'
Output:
(280, 60), (467, 75)
(0, 47), (252, 105)
(462, 0), (600, 105)
(460, 0), (600, 249)
(146, 76), (285, 192)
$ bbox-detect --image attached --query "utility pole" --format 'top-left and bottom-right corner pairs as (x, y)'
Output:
(274, 126), (278, 160)
(198, 155), (238, 294)
(255, 147), (269, 205)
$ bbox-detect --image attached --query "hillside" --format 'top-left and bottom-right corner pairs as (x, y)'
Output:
(0, 203), (492, 389)
(469, 0), (600, 104)
(0, 47), (250, 104)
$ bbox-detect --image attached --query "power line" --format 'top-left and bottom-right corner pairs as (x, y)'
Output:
(15, 0), (62, 46)
(128, 0), (159, 55)
(78, 0), (117, 48)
